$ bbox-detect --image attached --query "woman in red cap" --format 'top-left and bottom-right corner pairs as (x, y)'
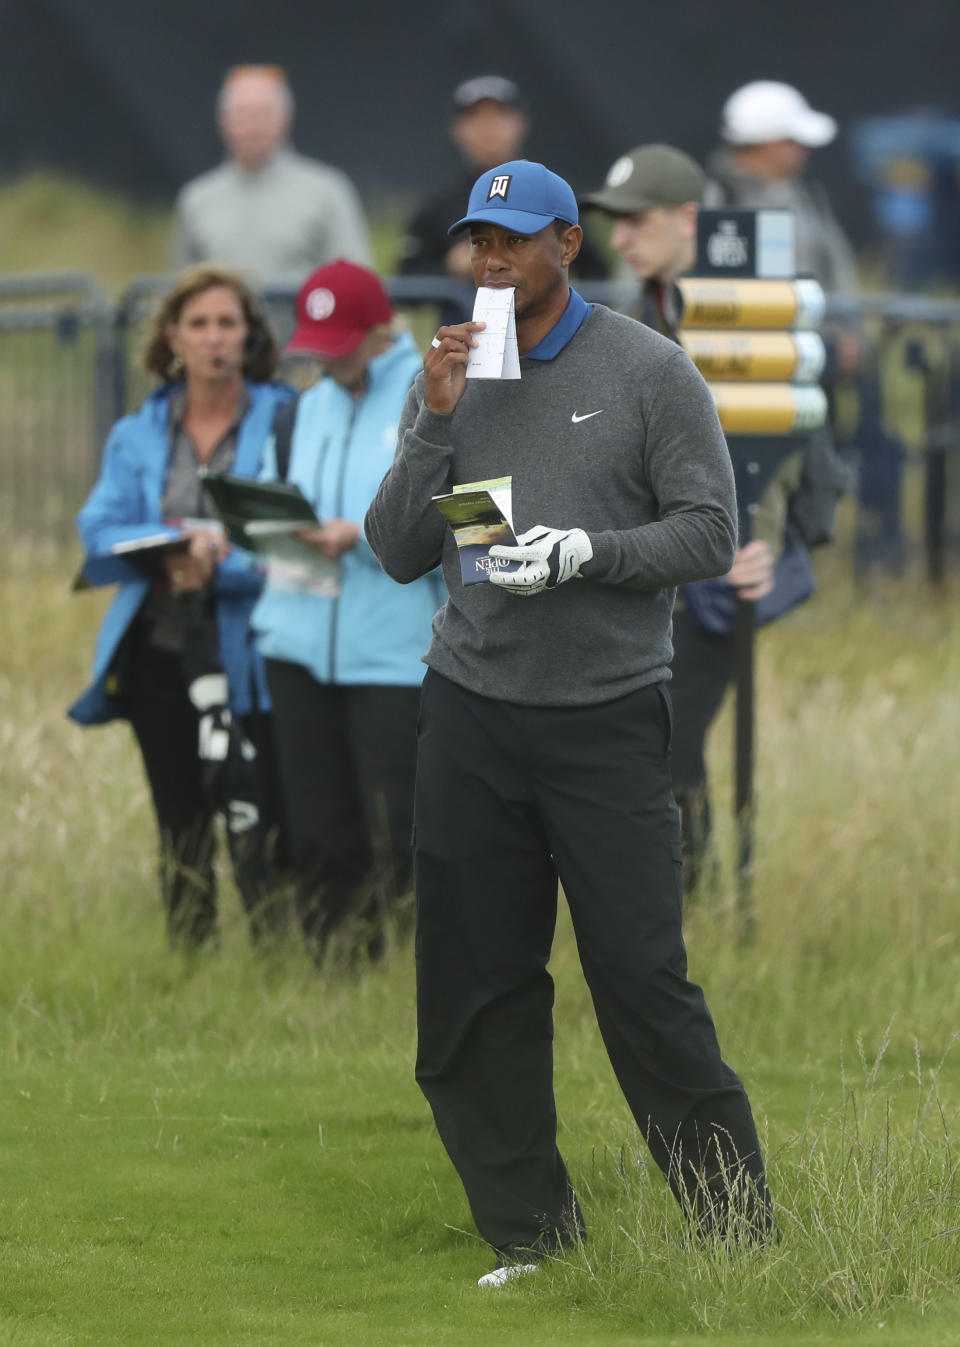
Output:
(252, 260), (442, 961)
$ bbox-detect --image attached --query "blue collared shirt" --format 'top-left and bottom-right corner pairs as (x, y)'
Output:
(524, 287), (592, 361)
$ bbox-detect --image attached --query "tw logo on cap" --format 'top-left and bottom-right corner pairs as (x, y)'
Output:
(487, 174), (512, 201)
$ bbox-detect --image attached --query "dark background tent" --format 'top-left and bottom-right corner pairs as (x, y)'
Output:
(1, 0), (957, 249)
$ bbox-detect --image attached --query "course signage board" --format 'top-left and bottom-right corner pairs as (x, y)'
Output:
(694, 208), (796, 279)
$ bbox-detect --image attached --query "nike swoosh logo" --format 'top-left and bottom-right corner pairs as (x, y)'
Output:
(571, 410), (603, 423)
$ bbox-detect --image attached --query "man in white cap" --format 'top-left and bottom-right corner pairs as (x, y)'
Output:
(705, 81), (858, 295)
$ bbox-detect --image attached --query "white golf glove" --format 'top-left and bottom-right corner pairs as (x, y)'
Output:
(488, 525), (593, 596)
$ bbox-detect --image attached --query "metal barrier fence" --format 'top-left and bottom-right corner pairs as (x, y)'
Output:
(0, 272), (113, 546)
(2, 269), (960, 571)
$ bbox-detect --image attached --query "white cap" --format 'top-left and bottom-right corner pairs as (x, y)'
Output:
(721, 81), (837, 148)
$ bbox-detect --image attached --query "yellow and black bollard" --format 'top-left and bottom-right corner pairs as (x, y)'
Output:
(679, 208), (827, 942)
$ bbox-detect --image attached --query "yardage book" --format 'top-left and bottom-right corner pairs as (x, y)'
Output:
(200, 473), (320, 552)
(72, 529), (195, 591)
(202, 472), (339, 595)
(432, 475), (521, 585)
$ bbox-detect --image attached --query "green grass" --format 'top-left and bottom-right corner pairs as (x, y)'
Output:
(0, 173), (170, 294)
(1, 539), (959, 1345)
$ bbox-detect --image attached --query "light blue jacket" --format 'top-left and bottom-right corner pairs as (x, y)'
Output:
(252, 331), (442, 685)
(69, 380), (294, 726)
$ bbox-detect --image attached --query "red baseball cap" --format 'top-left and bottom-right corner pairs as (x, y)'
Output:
(287, 260), (394, 358)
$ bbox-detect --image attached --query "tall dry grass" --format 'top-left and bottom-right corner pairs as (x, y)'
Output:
(1, 534), (959, 1345)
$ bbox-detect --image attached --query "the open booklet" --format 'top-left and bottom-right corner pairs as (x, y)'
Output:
(432, 476), (522, 586)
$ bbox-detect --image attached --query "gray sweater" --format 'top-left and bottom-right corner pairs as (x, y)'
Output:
(365, 304), (736, 706)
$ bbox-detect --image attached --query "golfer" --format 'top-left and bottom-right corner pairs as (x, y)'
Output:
(365, 159), (773, 1286)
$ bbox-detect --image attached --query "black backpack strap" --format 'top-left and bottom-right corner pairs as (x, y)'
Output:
(270, 395), (300, 483)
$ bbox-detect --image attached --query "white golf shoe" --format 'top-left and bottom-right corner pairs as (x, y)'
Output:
(477, 1262), (539, 1288)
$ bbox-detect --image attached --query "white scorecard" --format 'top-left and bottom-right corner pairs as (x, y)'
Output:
(466, 286), (521, 380)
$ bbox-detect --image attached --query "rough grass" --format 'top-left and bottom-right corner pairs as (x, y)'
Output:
(0, 172), (404, 294)
(0, 536), (958, 1345)
(0, 173), (171, 294)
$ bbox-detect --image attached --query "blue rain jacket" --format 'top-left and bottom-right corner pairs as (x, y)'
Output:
(252, 331), (442, 685)
(68, 379), (294, 725)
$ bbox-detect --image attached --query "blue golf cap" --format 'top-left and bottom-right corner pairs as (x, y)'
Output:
(448, 159), (579, 236)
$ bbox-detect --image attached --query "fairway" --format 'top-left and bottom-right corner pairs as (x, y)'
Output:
(1, 544), (958, 1346)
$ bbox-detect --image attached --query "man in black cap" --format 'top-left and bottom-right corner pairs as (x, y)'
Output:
(399, 77), (529, 283)
(399, 76), (608, 286)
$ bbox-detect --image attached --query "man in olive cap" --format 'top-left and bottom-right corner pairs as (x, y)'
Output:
(584, 145), (780, 894)
(582, 142), (705, 342)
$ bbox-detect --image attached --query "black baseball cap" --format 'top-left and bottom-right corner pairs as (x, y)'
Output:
(452, 75), (523, 115)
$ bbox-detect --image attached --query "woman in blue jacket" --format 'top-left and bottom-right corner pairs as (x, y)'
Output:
(70, 265), (294, 947)
(252, 260), (442, 960)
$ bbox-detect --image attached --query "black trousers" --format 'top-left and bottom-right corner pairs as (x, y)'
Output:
(126, 637), (285, 946)
(669, 608), (738, 893)
(265, 659), (419, 955)
(414, 669), (772, 1254)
